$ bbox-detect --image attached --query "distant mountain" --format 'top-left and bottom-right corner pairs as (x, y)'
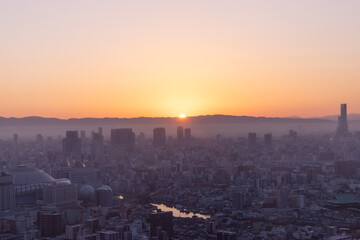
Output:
(0, 115), (333, 126)
(318, 114), (360, 121)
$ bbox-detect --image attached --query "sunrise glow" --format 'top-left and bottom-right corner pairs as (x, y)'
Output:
(1, 1), (360, 118)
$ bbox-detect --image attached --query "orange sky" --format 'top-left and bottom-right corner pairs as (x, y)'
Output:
(1, 1), (360, 118)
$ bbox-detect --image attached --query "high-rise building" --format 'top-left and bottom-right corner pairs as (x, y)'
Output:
(43, 179), (77, 208)
(69, 167), (97, 185)
(66, 224), (83, 240)
(337, 103), (349, 137)
(63, 131), (81, 155)
(289, 194), (305, 209)
(80, 130), (86, 141)
(37, 210), (63, 237)
(248, 132), (257, 149)
(288, 129), (298, 141)
(153, 128), (166, 148)
(184, 128), (191, 143)
(92, 133), (104, 161)
(97, 230), (120, 240)
(177, 126), (184, 144)
(264, 133), (272, 148)
(149, 211), (173, 237)
(206, 220), (216, 234)
(111, 128), (135, 150)
(232, 192), (244, 210)
(13, 134), (19, 146)
(36, 134), (44, 145)
(0, 172), (14, 212)
(277, 189), (289, 209)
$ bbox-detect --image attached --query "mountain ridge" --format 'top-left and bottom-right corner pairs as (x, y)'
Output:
(0, 115), (334, 126)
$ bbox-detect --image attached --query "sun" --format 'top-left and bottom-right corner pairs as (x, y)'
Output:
(178, 114), (187, 119)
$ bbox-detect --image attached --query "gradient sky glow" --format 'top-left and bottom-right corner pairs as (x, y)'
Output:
(1, 0), (360, 118)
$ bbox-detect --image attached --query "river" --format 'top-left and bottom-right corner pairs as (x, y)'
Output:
(151, 203), (210, 219)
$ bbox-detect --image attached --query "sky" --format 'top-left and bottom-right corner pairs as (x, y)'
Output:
(1, 0), (360, 118)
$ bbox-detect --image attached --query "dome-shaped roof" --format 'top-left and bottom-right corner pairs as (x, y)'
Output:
(8, 166), (55, 185)
(97, 185), (112, 192)
(79, 184), (95, 201)
(55, 178), (72, 186)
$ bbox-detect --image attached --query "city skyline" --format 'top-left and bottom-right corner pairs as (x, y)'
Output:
(2, 1), (360, 239)
(1, 1), (360, 118)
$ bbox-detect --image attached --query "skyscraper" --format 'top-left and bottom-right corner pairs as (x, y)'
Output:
(37, 210), (63, 237)
(184, 128), (191, 143)
(62, 131), (81, 155)
(111, 128), (135, 150)
(277, 189), (289, 209)
(264, 133), (272, 148)
(0, 172), (14, 212)
(337, 103), (349, 137)
(149, 211), (173, 237)
(177, 126), (184, 144)
(153, 128), (166, 148)
(13, 134), (19, 146)
(248, 132), (257, 149)
(92, 132), (104, 161)
(232, 192), (244, 210)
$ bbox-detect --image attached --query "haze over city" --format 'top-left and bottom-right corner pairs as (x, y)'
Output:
(2, 1), (360, 240)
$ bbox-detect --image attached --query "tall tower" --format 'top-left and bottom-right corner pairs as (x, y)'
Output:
(177, 126), (184, 144)
(337, 104), (348, 137)
(153, 128), (166, 148)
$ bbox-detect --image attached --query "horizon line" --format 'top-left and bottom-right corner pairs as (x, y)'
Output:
(0, 113), (357, 121)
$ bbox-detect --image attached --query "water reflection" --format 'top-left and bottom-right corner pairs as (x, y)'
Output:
(151, 203), (210, 219)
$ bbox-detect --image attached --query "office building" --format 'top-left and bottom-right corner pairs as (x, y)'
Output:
(184, 128), (191, 143)
(248, 132), (257, 149)
(63, 131), (81, 155)
(69, 167), (97, 185)
(264, 133), (272, 148)
(177, 126), (184, 144)
(97, 230), (120, 240)
(80, 130), (86, 141)
(277, 189), (289, 209)
(92, 133), (104, 161)
(43, 179), (77, 208)
(0, 172), (14, 212)
(111, 128), (135, 150)
(37, 210), (63, 237)
(232, 192), (244, 210)
(66, 224), (83, 240)
(153, 128), (166, 148)
(149, 211), (173, 237)
(206, 220), (216, 234)
(13, 134), (19, 146)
